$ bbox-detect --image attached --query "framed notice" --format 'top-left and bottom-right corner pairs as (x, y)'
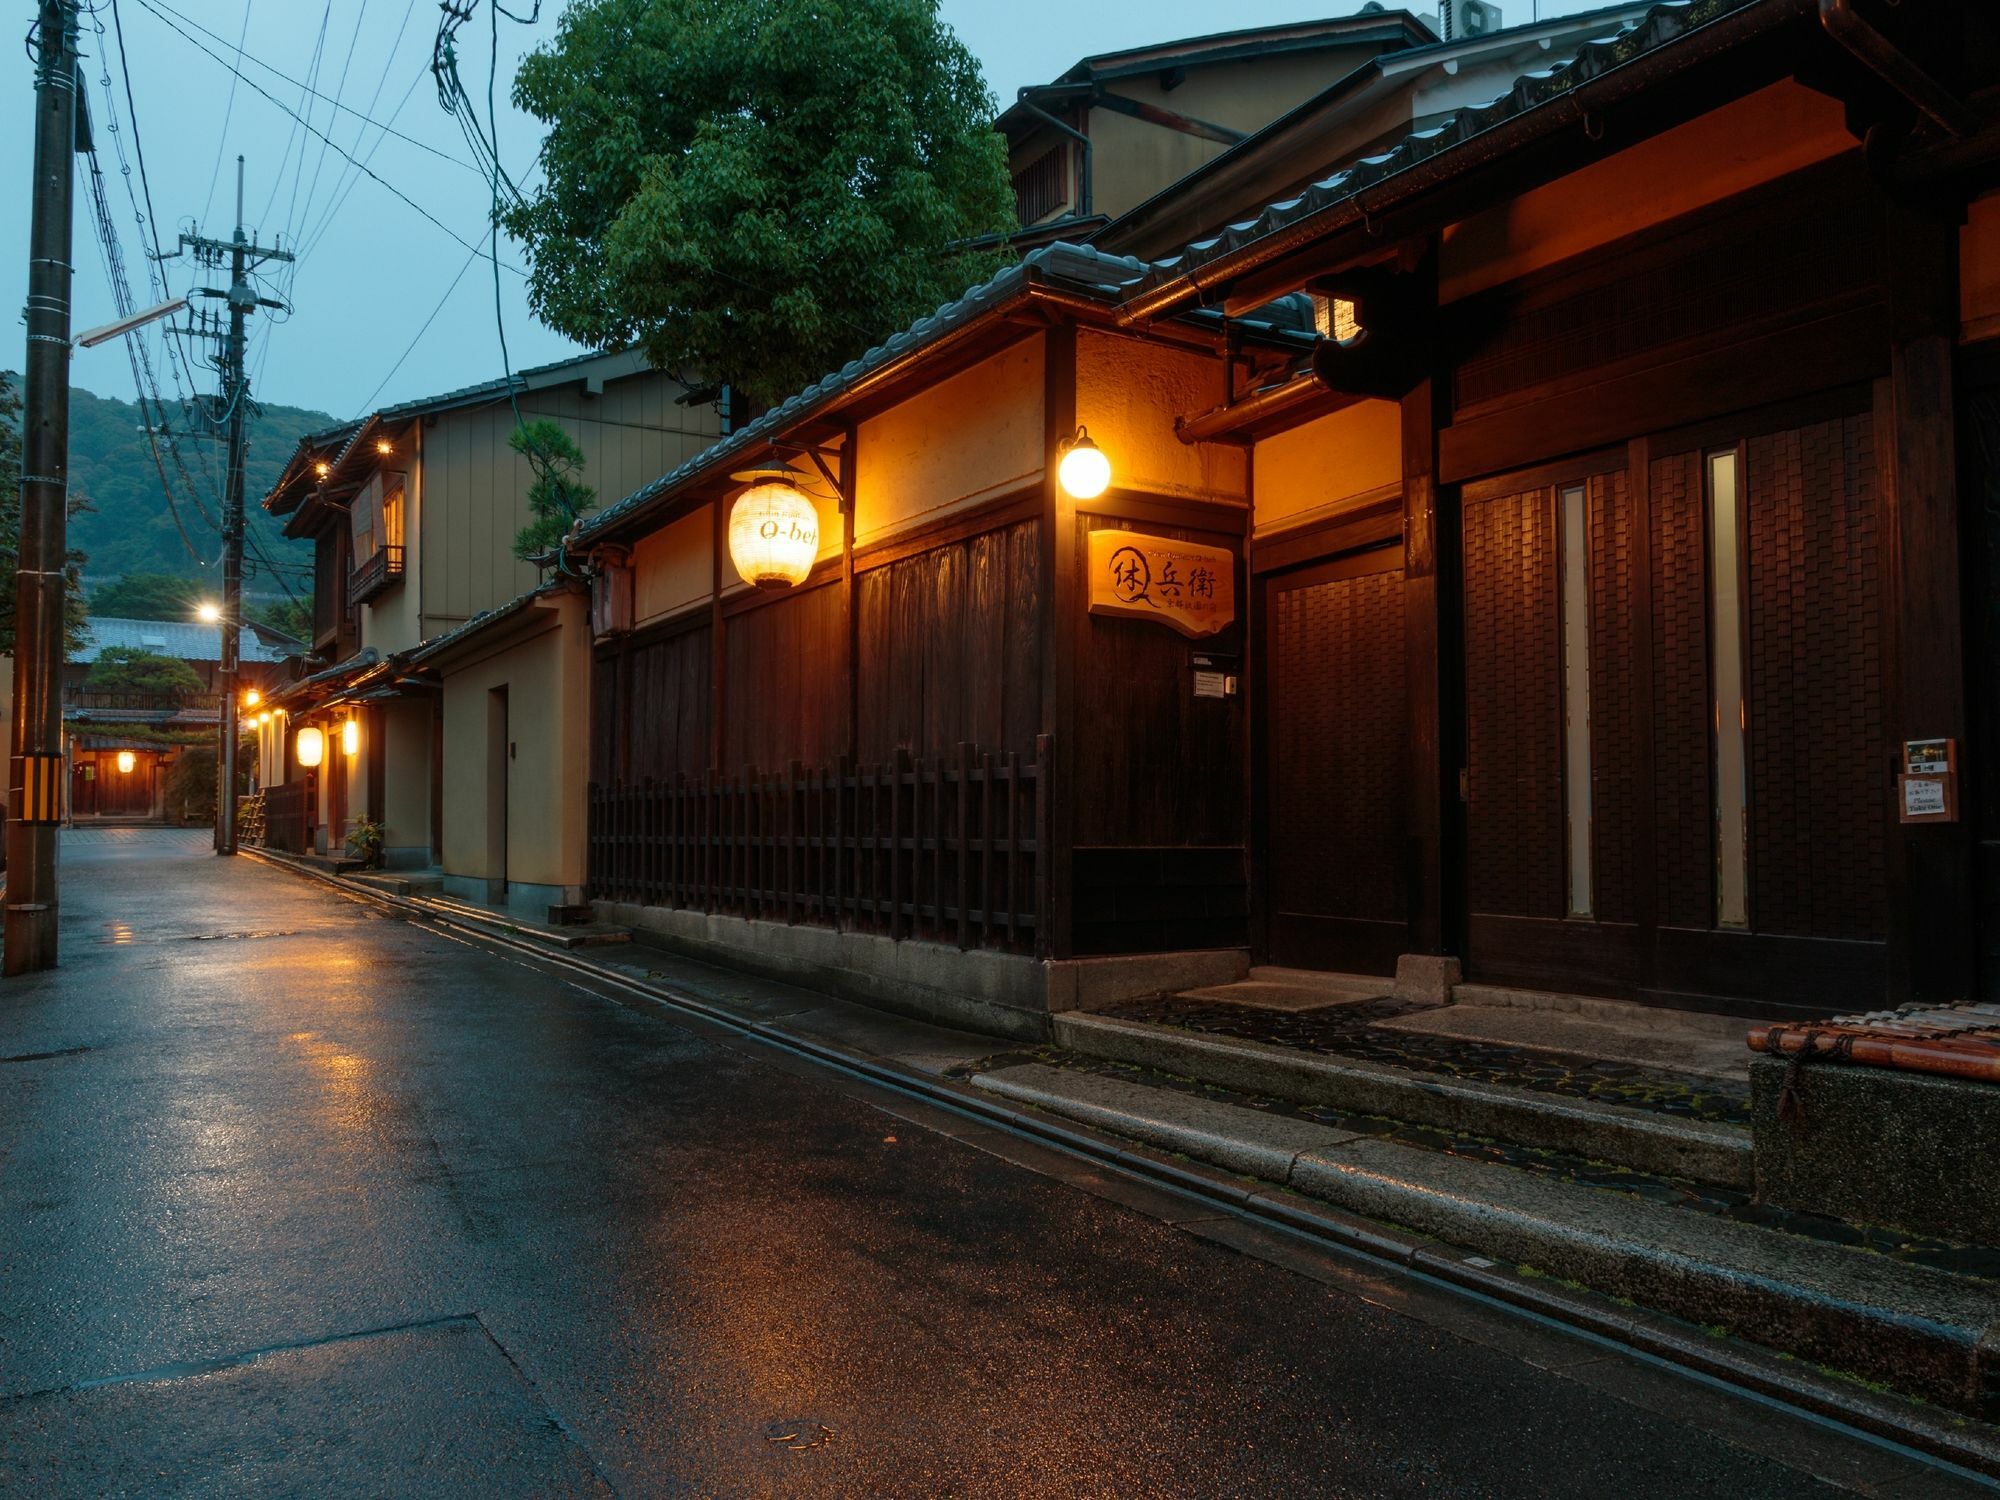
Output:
(1898, 738), (1959, 824)
(1086, 530), (1236, 639)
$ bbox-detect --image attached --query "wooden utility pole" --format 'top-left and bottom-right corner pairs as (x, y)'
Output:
(180, 158), (291, 856)
(6, 0), (81, 975)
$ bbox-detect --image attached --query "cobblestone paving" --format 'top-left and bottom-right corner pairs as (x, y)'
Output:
(1101, 994), (1753, 1125)
(966, 1048), (2000, 1283)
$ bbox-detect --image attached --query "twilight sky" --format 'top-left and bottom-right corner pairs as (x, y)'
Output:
(8, 0), (1600, 421)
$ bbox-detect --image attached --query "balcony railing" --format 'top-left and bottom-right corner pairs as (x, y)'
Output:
(349, 544), (405, 605)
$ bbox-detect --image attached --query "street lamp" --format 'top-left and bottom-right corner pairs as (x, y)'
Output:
(1057, 427), (1112, 500)
(244, 687), (260, 708)
(196, 600), (222, 623)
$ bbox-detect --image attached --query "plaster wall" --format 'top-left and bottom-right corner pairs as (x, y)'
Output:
(1441, 81), (1855, 302)
(1252, 399), (1401, 534)
(438, 594), (589, 898)
(359, 452), (423, 656)
(380, 699), (433, 863)
(632, 504), (714, 628)
(854, 338), (1044, 545)
(1963, 190), (2000, 344)
(1075, 330), (1247, 504)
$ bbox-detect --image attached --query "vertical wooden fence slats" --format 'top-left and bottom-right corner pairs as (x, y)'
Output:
(586, 738), (1045, 954)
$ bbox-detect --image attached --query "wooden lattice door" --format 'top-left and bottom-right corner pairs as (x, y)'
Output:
(1260, 547), (1409, 975)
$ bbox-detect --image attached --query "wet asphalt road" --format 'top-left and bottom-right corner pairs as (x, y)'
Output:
(0, 830), (1980, 1497)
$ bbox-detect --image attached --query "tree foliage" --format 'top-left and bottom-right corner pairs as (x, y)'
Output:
(90, 571), (202, 622)
(84, 646), (205, 696)
(505, 0), (1016, 407)
(508, 419), (596, 563)
(0, 371), (91, 656)
(250, 596), (313, 643)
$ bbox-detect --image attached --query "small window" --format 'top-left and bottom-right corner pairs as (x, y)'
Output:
(1706, 449), (1749, 930)
(382, 483), (405, 552)
(1011, 146), (1068, 226)
(1558, 483), (1593, 918)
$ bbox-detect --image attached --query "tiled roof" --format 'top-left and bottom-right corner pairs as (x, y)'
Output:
(75, 617), (297, 666)
(1120, 0), (1767, 304)
(576, 243), (1159, 545)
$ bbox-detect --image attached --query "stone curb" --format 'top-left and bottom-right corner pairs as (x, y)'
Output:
(238, 847), (2000, 1477)
(1055, 1011), (1753, 1188)
(972, 1060), (1999, 1422)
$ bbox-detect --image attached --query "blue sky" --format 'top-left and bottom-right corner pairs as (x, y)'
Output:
(8, 1), (1600, 421)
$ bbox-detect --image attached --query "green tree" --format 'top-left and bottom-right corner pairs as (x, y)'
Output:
(250, 596), (312, 643)
(509, 419), (597, 562)
(89, 571), (203, 622)
(505, 0), (1015, 407)
(83, 646), (205, 696)
(0, 370), (91, 655)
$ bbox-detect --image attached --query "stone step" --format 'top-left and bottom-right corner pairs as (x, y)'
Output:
(347, 870), (443, 898)
(1053, 1011), (1752, 1187)
(971, 1061), (1999, 1417)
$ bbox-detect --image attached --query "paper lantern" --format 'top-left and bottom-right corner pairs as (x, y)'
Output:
(115, 750), (135, 774)
(1057, 427), (1111, 500)
(727, 478), (820, 590)
(296, 727), (325, 768)
(342, 719), (360, 757)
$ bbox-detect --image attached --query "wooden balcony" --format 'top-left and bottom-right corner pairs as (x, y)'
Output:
(348, 544), (405, 605)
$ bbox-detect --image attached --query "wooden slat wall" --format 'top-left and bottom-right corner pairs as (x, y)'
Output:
(1463, 487), (1562, 919)
(854, 517), (1043, 761)
(1587, 470), (1640, 925)
(1743, 411), (1885, 940)
(1648, 449), (1714, 933)
(726, 579), (845, 771)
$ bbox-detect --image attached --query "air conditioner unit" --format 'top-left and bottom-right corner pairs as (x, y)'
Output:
(1435, 0), (1505, 39)
(1457, 0), (1504, 37)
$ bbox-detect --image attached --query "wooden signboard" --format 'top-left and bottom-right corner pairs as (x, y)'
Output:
(1086, 530), (1235, 639)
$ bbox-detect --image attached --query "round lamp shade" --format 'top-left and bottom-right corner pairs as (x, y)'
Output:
(1057, 430), (1111, 500)
(115, 750), (135, 774)
(727, 481), (820, 589)
(295, 726), (325, 768)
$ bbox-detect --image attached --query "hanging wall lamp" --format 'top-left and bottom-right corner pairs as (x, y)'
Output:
(726, 462), (820, 590)
(1057, 426), (1111, 500)
(342, 719), (360, 758)
(295, 726), (325, 768)
(115, 750), (136, 774)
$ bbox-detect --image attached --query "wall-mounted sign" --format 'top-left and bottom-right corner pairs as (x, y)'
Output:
(1899, 737), (1959, 825)
(1086, 530), (1235, 639)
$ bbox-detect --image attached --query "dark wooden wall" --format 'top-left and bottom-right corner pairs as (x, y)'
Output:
(1069, 508), (1247, 956)
(855, 516), (1043, 761)
(725, 578), (846, 770)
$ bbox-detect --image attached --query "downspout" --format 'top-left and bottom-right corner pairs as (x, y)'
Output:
(1015, 88), (1093, 217)
(1817, 0), (1970, 141)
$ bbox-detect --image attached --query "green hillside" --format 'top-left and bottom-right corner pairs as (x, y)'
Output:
(35, 381), (334, 596)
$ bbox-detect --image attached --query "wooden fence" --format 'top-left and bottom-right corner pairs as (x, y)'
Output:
(588, 737), (1048, 954)
(258, 781), (310, 855)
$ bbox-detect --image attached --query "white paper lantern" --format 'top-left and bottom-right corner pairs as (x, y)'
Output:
(1057, 427), (1112, 500)
(728, 480), (820, 589)
(296, 726), (325, 768)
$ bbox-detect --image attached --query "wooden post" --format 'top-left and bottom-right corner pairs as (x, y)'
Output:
(1041, 325), (1078, 959)
(1399, 248), (1462, 964)
(1883, 205), (1972, 1003)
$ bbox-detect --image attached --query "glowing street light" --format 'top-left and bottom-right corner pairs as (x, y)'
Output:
(196, 600), (222, 623)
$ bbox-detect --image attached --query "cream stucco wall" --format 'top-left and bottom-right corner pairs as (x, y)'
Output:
(853, 338), (1044, 545)
(1252, 399), (1402, 535)
(1075, 330), (1247, 504)
(1441, 81), (1855, 303)
(360, 452), (423, 656)
(438, 592), (590, 900)
(380, 699), (433, 863)
(633, 503), (715, 628)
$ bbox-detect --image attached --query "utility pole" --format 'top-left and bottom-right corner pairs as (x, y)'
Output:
(179, 158), (291, 856)
(6, 1), (81, 976)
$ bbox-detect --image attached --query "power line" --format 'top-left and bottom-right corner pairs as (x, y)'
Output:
(293, 0), (421, 258)
(132, 0), (526, 273)
(199, 0), (253, 230)
(139, 0), (477, 180)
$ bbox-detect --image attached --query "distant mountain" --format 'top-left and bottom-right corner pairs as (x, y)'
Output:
(27, 381), (335, 598)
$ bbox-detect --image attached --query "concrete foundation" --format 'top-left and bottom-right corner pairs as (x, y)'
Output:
(1395, 953), (1462, 1004)
(447, 875), (581, 924)
(1750, 1056), (2000, 1247)
(596, 899), (1247, 1040)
